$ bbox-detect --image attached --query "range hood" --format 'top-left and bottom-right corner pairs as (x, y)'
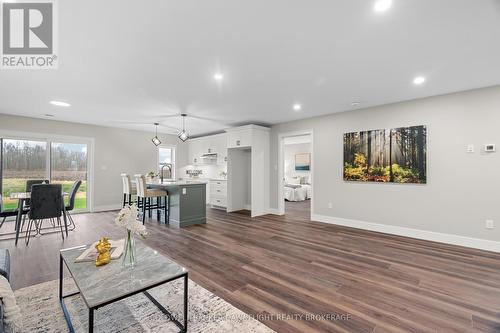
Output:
(200, 153), (218, 159)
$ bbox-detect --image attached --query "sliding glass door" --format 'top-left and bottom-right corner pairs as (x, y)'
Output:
(50, 142), (88, 210)
(1, 139), (48, 210)
(0, 136), (90, 212)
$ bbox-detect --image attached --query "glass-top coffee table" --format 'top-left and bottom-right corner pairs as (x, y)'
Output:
(59, 242), (188, 333)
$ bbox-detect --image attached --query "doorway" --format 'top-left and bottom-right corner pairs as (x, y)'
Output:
(278, 131), (313, 219)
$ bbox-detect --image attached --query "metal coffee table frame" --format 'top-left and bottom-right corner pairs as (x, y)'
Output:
(59, 248), (188, 333)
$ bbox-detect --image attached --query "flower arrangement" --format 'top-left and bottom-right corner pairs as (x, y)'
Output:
(115, 204), (147, 237)
(115, 204), (147, 267)
(146, 171), (158, 179)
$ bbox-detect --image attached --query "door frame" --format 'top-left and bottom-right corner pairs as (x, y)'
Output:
(0, 129), (95, 213)
(277, 129), (314, 218)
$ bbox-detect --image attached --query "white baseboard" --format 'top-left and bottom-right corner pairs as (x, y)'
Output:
(311, 214), (500, 253)
(92, 204), (122, 213)
(267, 208), (283, 215)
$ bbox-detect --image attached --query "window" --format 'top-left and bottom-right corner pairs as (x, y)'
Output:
(0, 135), (90, 212)
(50, 142), (88, 210)
(158, 146), (175, 180)
(1, 139), (48, 210)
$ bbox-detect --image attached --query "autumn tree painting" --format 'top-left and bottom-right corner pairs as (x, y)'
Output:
(343, 125), (426, 183)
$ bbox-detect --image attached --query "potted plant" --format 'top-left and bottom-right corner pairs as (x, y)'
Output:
(146, 171), (157, 182)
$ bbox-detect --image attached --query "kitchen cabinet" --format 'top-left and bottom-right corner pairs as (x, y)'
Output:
(227, 128), (252, 148)
(187, 133), (227, 165)
(210, 179), (227, 209)
(226, 125), (270, 217)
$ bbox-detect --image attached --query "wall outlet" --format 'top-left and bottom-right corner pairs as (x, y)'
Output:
(486, 220), (495, 229)
(466, 144), (474, 153)
(485, 144), (496, 152)
(328, 202), (333, 209)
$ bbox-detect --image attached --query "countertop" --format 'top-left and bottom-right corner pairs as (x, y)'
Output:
(147, 180), (207, 186)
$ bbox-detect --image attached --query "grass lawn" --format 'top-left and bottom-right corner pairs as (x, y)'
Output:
(1, 178), (87, 211)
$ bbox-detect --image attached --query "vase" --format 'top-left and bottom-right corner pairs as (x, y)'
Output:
(122, 230), (136, 267)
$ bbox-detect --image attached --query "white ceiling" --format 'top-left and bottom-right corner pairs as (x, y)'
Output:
(1, 0), (500, 136)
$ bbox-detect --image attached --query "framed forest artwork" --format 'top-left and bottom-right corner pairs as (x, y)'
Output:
(343, 125), (427, 183)
(295, 153), (311, 171)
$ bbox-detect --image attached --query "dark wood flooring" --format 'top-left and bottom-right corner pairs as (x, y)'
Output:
(2, 202), (500, 333)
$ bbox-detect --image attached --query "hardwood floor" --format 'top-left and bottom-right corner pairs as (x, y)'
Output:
(2, 205), (500, 333)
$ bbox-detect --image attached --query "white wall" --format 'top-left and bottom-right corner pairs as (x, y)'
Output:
(0, 114), (188, 211)
(270, 86), (500, 249)
(284, 143), (311, 180)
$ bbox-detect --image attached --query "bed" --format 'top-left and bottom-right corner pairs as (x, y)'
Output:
(283, 176), (312, 202)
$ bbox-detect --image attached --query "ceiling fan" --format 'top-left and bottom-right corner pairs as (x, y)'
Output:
(114, 112), (229, 143)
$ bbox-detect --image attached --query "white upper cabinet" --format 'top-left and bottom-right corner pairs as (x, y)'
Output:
(188, 139), (202, 165)
(227, 128), (252, 148)
(187, 133), (227, 165)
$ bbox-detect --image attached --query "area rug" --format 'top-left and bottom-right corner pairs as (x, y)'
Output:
(15, 278), (275, 333)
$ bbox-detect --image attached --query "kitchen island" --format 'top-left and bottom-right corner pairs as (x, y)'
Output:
(147, 180), (206, 228)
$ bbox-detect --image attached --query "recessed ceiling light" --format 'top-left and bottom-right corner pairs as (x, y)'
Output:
(213, 73), (224, 81)
(50, 100), (71, 107)
(44, 114), (54, 117)
(351, 102), (361, 107)
(293, 103), (302, 111)
(374, 0), (392, 12)
(413, 76), (426, 85)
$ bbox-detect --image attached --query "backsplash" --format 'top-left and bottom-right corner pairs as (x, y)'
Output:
(180, 164), (227, 180)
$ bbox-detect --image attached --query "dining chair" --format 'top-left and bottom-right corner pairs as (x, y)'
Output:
(65, 180), (82, 231)
(25, 179), (50, 192)
(121, 174), (137, 207)
(25, 184), (64, 245)
(0, 195), (19, 229)
(134, 174), (168, 224)
(24, 179), (49, 208)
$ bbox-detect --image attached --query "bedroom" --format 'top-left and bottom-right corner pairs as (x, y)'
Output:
(283, 135), (312, 217)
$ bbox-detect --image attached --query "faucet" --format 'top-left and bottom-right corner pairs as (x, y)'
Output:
(160, 163), (172, 183)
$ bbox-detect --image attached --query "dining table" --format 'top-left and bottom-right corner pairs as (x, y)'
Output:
(9, 191), (69, 246)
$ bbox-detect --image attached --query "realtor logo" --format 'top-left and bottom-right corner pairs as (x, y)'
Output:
(1, 0), (57, 69)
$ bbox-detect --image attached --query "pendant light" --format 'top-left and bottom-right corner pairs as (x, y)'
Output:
(151, 122), (161, 146)
(178, 114), (189, 142)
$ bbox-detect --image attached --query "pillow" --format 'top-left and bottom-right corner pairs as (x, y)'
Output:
(288, 177), (301, 185)
(300, 176), (308, 184)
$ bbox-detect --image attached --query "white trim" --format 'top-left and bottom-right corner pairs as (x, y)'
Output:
(92, 204), (122, 212)
(311, 214), (500, 253)
(277, 129), (314, 218)
(267, 208), (283, 215)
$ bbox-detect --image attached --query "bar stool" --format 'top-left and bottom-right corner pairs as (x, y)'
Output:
(134, 175), (169, 224)
(121, 174), (137, 207)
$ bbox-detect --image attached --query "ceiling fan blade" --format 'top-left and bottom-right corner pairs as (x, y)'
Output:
(155, 114), (181, 119)
(114, 120), (179, 131)
(186, 114), (229, 125)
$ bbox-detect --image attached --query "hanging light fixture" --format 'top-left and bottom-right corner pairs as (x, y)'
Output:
(178, 114), (190, 142)
(151, 122), (161, 146)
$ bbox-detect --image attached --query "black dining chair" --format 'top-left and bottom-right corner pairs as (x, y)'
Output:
(25, 184), (64, 245)
(24, 179), (49, 207)
(0, 195), (19, 229)
(65, 180), (82, 231)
